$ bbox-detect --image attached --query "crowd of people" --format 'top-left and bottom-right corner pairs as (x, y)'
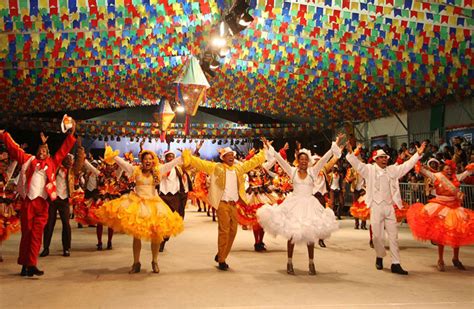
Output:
(0, 121), (473, 278)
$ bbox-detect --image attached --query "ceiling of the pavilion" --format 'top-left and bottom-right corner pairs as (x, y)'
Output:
(0, 0), (472, 124)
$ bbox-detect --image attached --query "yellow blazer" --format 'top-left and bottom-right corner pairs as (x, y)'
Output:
(182, 149), (266, 209)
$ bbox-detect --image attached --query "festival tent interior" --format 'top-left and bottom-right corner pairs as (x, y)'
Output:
(0, 0), (472, 141)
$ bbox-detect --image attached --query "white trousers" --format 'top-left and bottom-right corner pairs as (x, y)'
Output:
(370, 201), (400, 264)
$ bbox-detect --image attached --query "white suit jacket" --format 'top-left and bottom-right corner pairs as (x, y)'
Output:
(346, 152), (420, 209)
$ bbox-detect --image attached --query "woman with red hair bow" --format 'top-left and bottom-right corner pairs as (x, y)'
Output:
(407, 160), (474, 271)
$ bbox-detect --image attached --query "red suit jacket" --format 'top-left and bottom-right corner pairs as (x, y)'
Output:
(0, 132), (76, 201)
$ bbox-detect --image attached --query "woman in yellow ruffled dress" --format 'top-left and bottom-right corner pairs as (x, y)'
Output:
(96, 146), (184, 274)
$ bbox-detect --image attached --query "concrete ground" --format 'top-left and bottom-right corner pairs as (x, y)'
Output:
(0, 207), (473, 309)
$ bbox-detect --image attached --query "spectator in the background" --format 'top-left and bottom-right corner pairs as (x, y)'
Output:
(421, 141), (435, 162)
(408, 174), (422, 203)
(399, 143), (408, 154)
(328, 164), (345, 220)
(452, 136), (463, 147)
(438, 138), (448, 154)
(442, 146), (453, 160)
(461, 140), (472, 163)
(453, 144), (467, 166)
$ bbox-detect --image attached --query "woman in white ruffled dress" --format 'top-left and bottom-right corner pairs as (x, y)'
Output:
(257, 134), (343, 275)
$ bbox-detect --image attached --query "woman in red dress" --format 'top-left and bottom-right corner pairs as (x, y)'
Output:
(407, 160), (474, 271)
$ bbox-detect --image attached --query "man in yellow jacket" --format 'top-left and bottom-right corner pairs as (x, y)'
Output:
(182, 146), (269, 271)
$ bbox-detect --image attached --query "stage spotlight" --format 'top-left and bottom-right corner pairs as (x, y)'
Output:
(212, 139), (217, 144)
(98, 136), (103, 141)
(176, 105), (185, 113)
(117, 136), (121, 142)
(148, 137), (152, 143)
(218, 140), (222, 145)
(211, 36), (226, 49)
(223, 139), (228, 144)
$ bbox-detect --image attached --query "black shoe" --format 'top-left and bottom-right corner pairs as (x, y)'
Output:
(318, 239), (326, 248)
(106, 241), (112, 250)
(214, 254), (218, 263)
(362, 226), (368, 230)
(39, 248), (49, 257)
(376, 257), (383, 270)
(97, 243), (103, 251)
(129, 262), (141, 274)
(391, 263), (408, 275)
(354, 225), (359, 230)
(369, 240), (374, 248)
(27, 266), (44, 277)
(159, 241), (166, 252)
(63, 250), (70, 257)
(78, 223), (83, 229)
(254, 243), (265, 252)
(287, 262), (295, 275)
(261, 242), (267, 251)
(452, 259), (466, 270)
(218, 262), (229, 271)
(337, 216), (342, 220)
(20, 266), (27, 276)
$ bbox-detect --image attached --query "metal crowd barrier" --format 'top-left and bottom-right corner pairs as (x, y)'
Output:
(399, 182), (474, 210)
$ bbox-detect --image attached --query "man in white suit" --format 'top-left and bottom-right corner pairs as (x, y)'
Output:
(345, 142), (426, 275)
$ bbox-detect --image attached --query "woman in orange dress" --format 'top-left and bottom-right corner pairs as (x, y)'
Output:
(407, 160), (474, 271)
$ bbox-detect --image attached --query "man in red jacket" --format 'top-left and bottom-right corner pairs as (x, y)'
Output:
(0, 123), (76, 277)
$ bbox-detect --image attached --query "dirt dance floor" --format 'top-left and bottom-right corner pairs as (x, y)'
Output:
(1, 207), (473, 308)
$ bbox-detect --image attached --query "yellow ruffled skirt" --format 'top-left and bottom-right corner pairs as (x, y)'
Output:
(95, 192), (184, 242)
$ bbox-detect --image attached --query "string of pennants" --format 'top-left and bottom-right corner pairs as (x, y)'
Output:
(0, 0), (472, 123)
(0, 116), (324, 138)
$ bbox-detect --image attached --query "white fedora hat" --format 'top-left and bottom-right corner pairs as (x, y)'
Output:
(219, 147), (236, 160)
(373, 149), (390, 160)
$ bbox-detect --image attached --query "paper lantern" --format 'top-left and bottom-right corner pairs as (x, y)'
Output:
(175, 56), (210, 134)
(153, 98), (176, 141)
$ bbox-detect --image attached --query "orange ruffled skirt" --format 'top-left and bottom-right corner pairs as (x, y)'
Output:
(350, 198), (370, 221)
(407, 196), (474, 247)
(350, 196), (408, 223)
(236, 192), (278, 227)
(95, 192), (183, 242)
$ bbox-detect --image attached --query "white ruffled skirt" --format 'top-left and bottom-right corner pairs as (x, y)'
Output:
(257, 193), (339, 244)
